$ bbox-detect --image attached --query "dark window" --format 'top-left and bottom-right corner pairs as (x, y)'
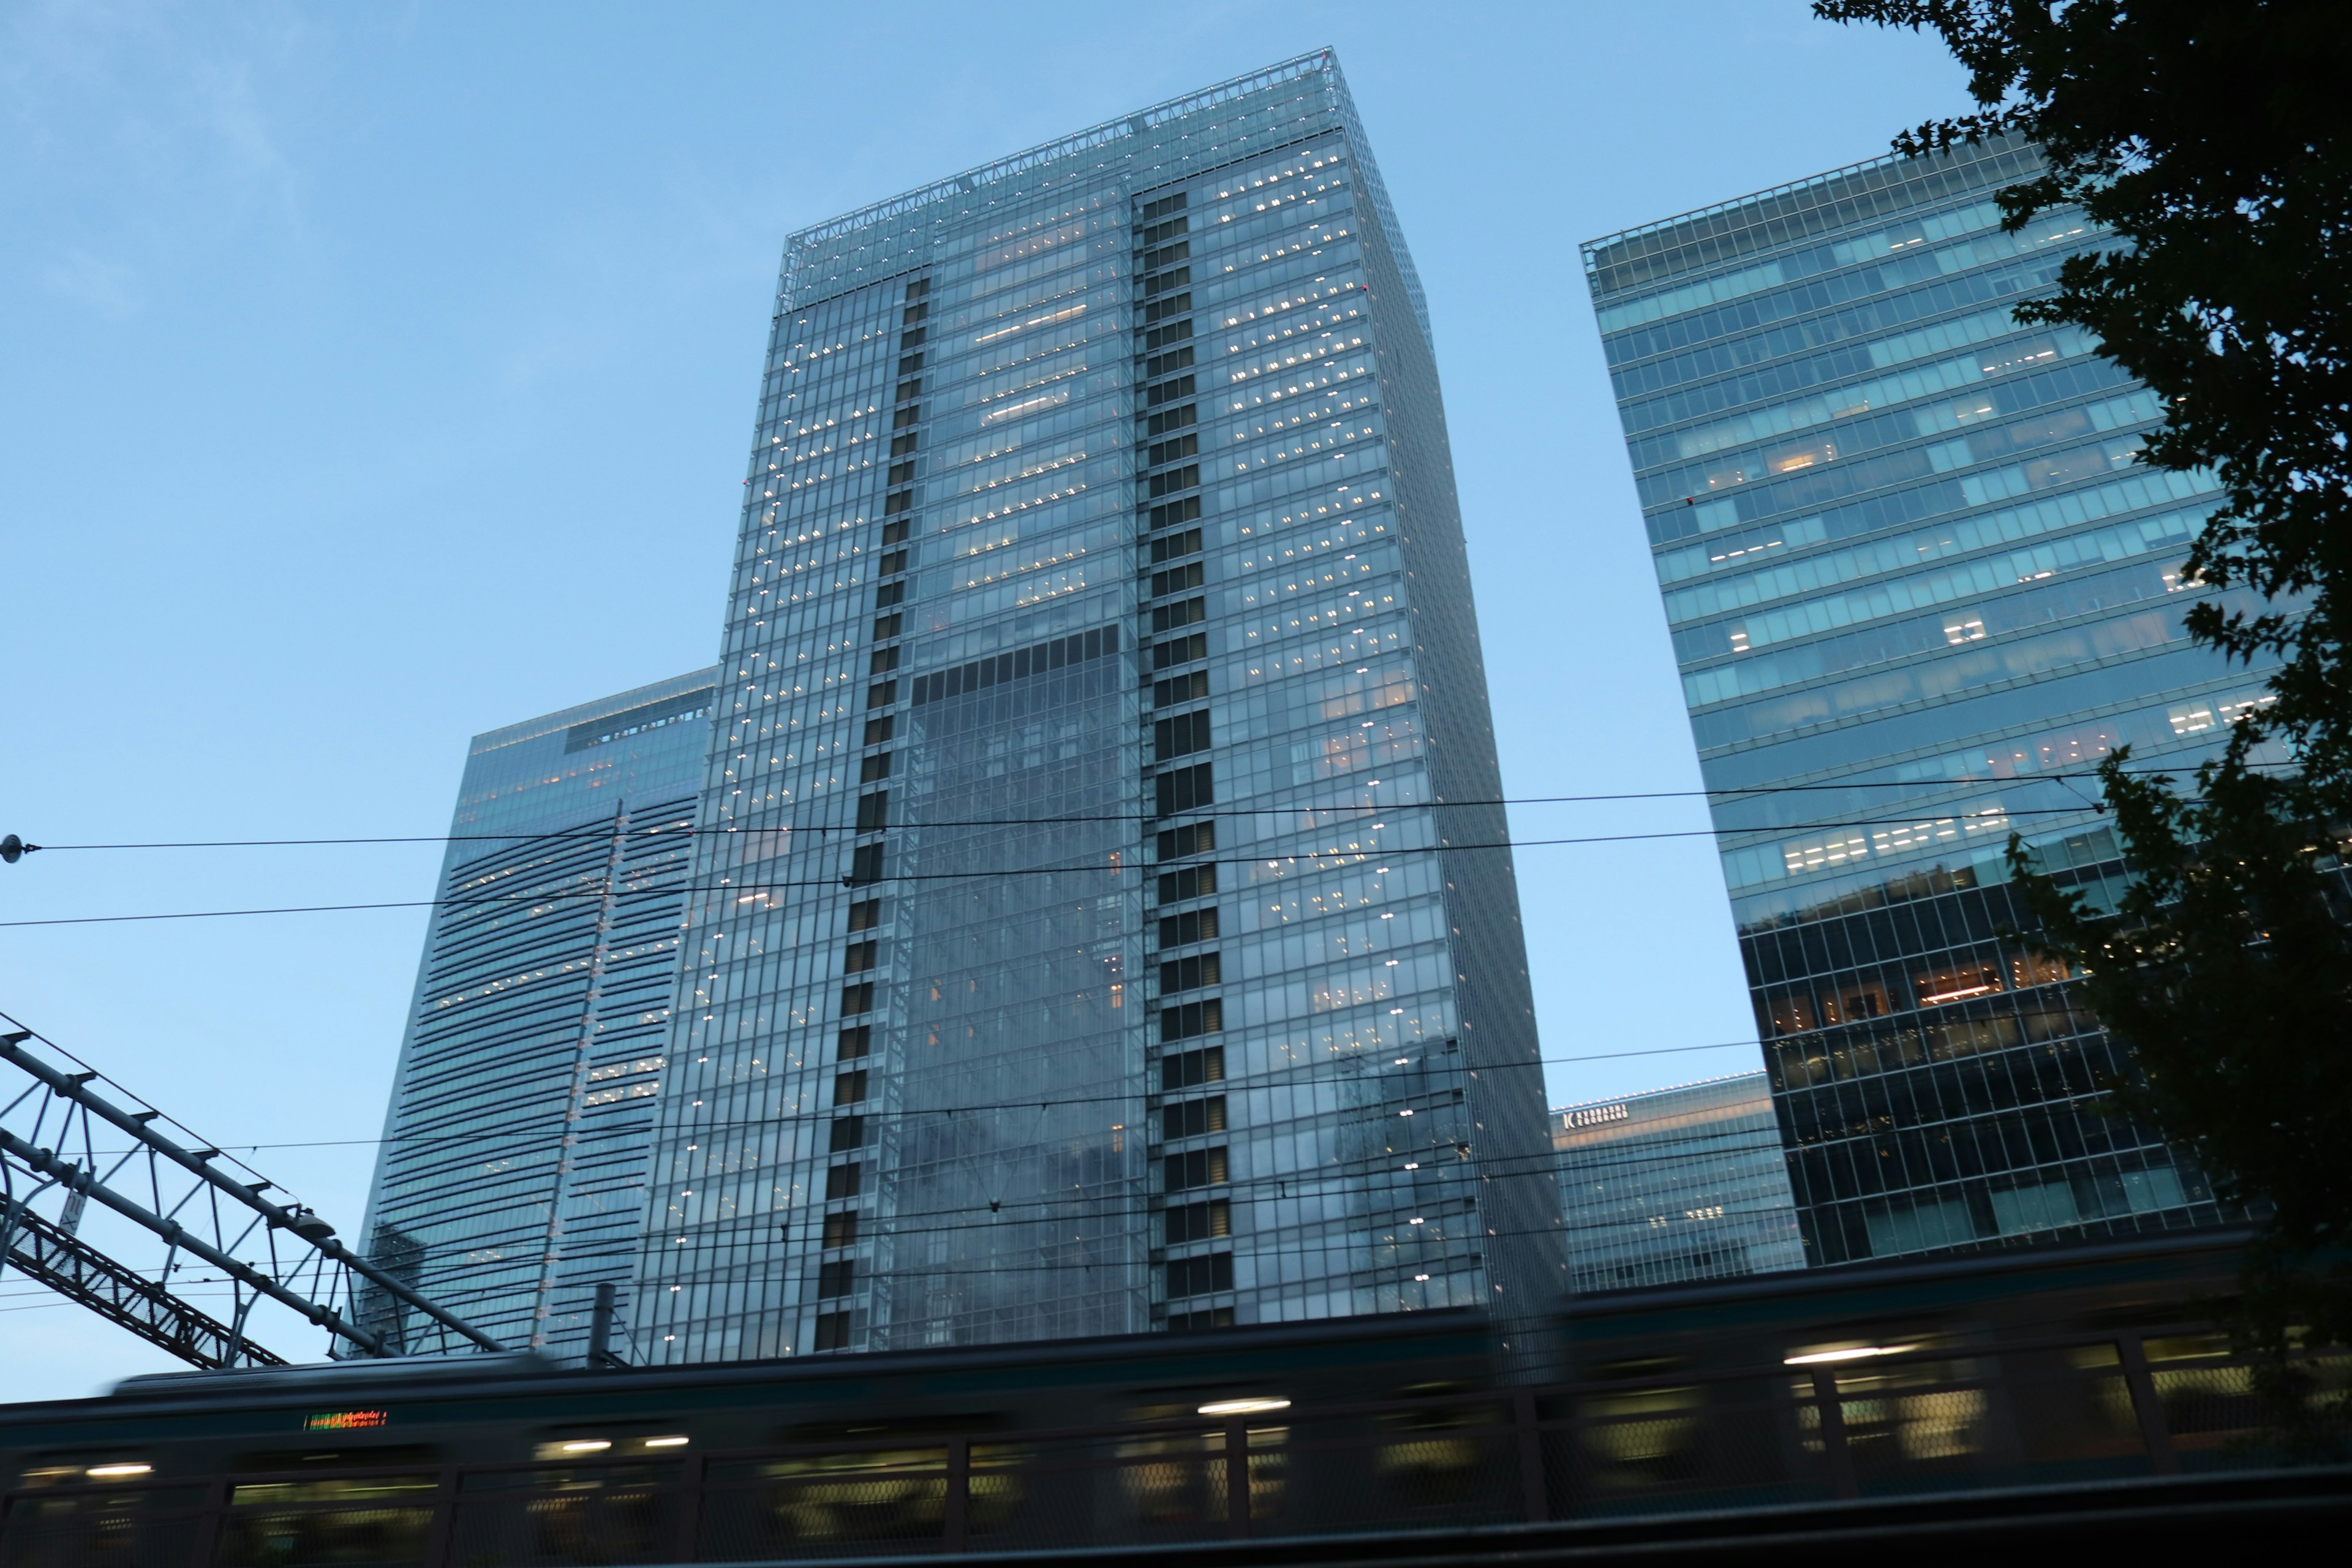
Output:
(897, 352), (924, 375)
(1164, 1198), (1230, 1245)
(1159, 952), (1221, 995)
(848, 843), (884, 886)
(867, 679), (898, 707)
(1142, 318), (1193, 353)
(899, 325), (927, 350)
(837, 1022), (872, 1057)
(1167, 1306), (1235, 1332)
(1145, 402), (1197, 438)
(1138, 214), (1189, 246)
(818, 1259), (855, 1298)
(893, 404), (920, 429)
(874, 580), (904, 608)
(1158, 909), (1221, 950)
(883, 490), (911, 515)
(872, 612), (903, 640)
(843, 940), (877, 974)
(1163, 1146), (1229, 1192)
(1144, 347), (1194, 382)
(860, 751), (892, 783)
(1139, 192), (1187, 223)
(1155, 863), (1218, 903)
(1146, 462), (1199, 497)
(1161, 1095), (1226, 1142)
(840, 982), (875, 1016)
(901, 300), (929, 325)
(1166, 1253), (1233, 1299)
(1142, 240), (1191, 271)
(829, 1115), (865, 1153)
(1144, 266), (1191, 298)
(869, 646), (900, 676)
(1153, 670), (1210, 708)
(815, 1311), (850, 1350)
(912, 625), (1120, 706)
(887, 461), (914, 486)
(823, 1211), (859, 1250)
(1150, 526), (1202, 564)
(1150, 560), (1204, 598)
(1155, 763), (1213, 818)
(1151, 597), (1206, 634)
(825, 1163), (862, 1200)
(1161, 1044), (1225, 1090)
(1153, 631), (1208, 671)
(1156, 819), (1215, 859)
(879, 549), (908, 576)
(1146, 374), (1196, 407)
(863, 714), (895, 745)
(891, 432), (918, 457)
(880, 519), (910, 545)
(1143, 291), (1193, 324)
(1147, 432), (1199, 468)
(904, 277), (930, 300)
(856, 791), (889, 831)
(848, 901), (881, 933)
(1159, 998), (1224, 1042)
(1149, 495), (1203, 530)
(834, 1069), (869, 1106)
(896, 377), (922, 402)
(1154, 708), (1212, 761)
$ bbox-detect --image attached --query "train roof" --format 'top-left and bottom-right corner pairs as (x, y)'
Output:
(1563, 1226), (2252, 1338)
(0, 1306), (1496, 1427)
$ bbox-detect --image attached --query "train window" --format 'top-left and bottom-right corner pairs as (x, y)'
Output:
(221, 1471), (440, 1564)
(532, 1432), (694, 1461)
(17, 1466), (81, 1488)
(17, 1459), (158, 1488)
(1586, 1355), (1688, 1379)
(235, 1446), (440, 1473)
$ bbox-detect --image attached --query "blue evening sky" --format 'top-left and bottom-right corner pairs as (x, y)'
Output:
(0, 2), (1966, 1395)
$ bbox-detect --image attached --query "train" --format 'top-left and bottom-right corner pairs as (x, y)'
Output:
(0, 1227), (2329, 1564)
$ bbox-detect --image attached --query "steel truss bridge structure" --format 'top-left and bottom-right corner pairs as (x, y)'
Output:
(0, 1010), (503, 1369)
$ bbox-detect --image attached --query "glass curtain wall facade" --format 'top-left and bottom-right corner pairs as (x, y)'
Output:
(360, 671), (718, 1359)
(1583, 140), (2260, 1267)
(629, 49), (1564, 1363)
(1551, 1075), (1804, 1294)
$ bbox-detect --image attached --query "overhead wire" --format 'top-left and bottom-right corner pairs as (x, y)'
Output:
(42, 1035), (1795, 1161)
(1, 760), (2275, 856)
(0, 807), (2114, 930)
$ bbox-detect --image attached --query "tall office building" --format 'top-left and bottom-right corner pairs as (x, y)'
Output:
(1584, 140), (2255, 1266)
(360, 671), (718, 1359)
(1551, 1075), (1804, 1294)
(627, 50), (1564, 1362)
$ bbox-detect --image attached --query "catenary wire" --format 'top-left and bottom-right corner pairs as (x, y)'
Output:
(12, 1023), (1913, 1166)
(7, 761), (2269, 853)
(0, 808), (2114, 930)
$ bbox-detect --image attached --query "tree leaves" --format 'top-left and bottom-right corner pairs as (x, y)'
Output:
(1823, 0), (2352, 1389)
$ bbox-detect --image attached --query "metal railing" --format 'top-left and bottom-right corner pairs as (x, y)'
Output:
(3, 1322), (2343, 1564)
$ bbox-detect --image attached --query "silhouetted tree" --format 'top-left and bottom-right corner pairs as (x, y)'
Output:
(1819, 1), (2352, 1391)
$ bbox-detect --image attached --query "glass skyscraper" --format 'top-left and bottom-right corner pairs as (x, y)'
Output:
(1551, 1074), (1804, 1294)
(1584, 139), (2255, 1267)
(360, 671), (718, 1359)
(626, 50), (1564, 1363)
